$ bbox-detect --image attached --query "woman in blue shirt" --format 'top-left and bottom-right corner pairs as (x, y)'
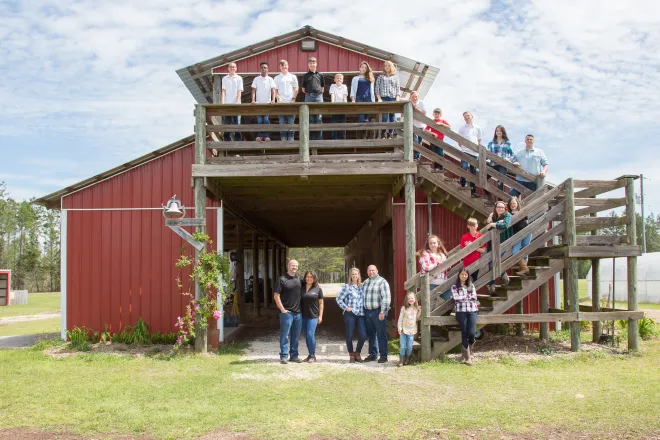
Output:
(487, 125), (515, 191)
(336, 267), (366, 363)
(350, 62), (376, 139)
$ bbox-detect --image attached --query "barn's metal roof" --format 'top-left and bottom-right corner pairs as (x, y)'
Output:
(176, 25), (439, 104)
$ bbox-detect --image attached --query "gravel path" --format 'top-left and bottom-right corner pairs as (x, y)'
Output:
(0, 312), (60, 325)
(0, 333), (59, 349)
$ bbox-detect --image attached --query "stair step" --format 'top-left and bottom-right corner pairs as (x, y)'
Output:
(477, 294), (508, 301)
(507, 274), (537, 281)
(528, 265), (551, 270)
(478, 307), (493, 314)
(431, 335), (449, 342)
(495, 284), (523, 291)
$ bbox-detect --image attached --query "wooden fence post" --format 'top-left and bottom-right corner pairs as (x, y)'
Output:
(404, 174), (416, 280)
(591, 258), (601, 342)
(491, 229), (501, 282)
(299, 105), (310, 163)
(516, 301), (524, 336)
(236, 220), (246, 321)
(252, 231), (260, 316)
(420, 274), (432, 362)
(625, 177), (639, 351)
(478, 145), (488, 189)
(539, 281), (549, 341)
(264, 239), (270, 310)
(562, 178), (580, 352)
(194, 104), (208, 354)
(403, 102), (413, 161)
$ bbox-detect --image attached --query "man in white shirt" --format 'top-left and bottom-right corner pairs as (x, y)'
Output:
(457, 111), (483, 197)
(274, 60), (299, 141)
(409, 91), (426, 160)
(220, 62), (244, 141)
(251, 62), (277, 141)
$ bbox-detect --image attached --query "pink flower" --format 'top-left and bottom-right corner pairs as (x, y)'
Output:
(206, 282), (212, 289)
(212, 311), (221, 320)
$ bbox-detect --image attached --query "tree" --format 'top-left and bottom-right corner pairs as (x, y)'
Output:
(290, 248), (344, 282)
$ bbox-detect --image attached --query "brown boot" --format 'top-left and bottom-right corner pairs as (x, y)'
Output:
(516, 259), (530, 275)
(398, 355), (405, 367)
(349, 352), (355, 363)
(403, 355), (410, 366)
(354, 352), (363, 363)
(461, 347), (469, 364)
(466, 344), (474, 366)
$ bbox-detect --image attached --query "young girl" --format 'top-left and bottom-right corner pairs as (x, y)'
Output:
(509, 196), (532, 275)
(375, 60), (401, 139)
(397, 291), (421, 367)
(487, 125), (514, 191)
(336, 268), (366, 363)
(417, 235), (450, 309)
(486, 201), (512, 295)
(350, 61), (376, 139)
(452, 268), (478, 366)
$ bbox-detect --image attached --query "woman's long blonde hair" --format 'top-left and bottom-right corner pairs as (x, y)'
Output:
(416, 234), (448, 258)
(347, 267), (362, 287)
(383, 60), (397, 75)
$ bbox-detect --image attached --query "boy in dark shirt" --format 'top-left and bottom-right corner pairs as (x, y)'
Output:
(301, 57), (324, 140)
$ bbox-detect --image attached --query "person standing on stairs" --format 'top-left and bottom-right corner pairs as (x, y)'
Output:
(487, 125), (515, 191)
(452, 268), (479, 366)
(350, 61), (376, 140)
(336, 268), (366, 363)
(375, 61), (401, 139)
(508, 197), (532, 275)
(362, 265), (392, 363)
(460, 218), (487, 283)
(486, 201), (513, 295)
(510, 134), (549, 196)
(398, 292), (421, 367)
(425, 108), (451, 171)
(417, 235), (450, 309)
(458, 111), (483, 198)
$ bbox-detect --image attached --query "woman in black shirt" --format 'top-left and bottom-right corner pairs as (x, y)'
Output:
(301, 271), (324, 363)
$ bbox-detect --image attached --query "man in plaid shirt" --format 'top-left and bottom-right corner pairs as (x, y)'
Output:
(362, 265), (391, 363)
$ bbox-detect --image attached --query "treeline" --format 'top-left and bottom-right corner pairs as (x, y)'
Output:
(289, 247), (344, 283)
(0, 182), (60, 292)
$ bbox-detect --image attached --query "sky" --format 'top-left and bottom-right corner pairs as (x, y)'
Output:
(1, 0), (659, 214)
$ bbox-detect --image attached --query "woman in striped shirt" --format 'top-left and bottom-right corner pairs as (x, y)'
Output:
(336, 267), (366, 363)
(452, 268), (479, 366)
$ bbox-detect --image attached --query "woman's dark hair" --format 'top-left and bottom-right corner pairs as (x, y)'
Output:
(455, 268), (474, 290)
(492, 125), (509, 143)
(491, 200), (508, 222)
(303, 271), (318, 287)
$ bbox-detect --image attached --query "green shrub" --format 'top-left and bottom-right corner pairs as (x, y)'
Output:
(638, 317), (659, 340)
(66, 327), (91, 351)
(118, 318), (151, 345)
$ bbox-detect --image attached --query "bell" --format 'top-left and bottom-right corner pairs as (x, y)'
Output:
(162, 195), (185, 219)
(165, 204), (183, 216)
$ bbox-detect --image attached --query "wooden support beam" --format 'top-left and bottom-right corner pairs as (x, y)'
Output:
(423, 311), (644, 326)
(252, 230), (260, 316)
(264, 239), (271, 310)
(299, 104), (310, 163)
(193, 162), (417, 178)
(194, 105), (208, 353)
(491, 229), (501, 282)
(516, 300), (524, 336)
(274, 244), (280, 282)
(575, 216), (627, 233)
(626, 177), (639, 351)
(562, 178), (580, 352)
(236, 220), (246, 320)
(420, 274), (432, 362)
(540, 281), (549, 341)
(573, 179), (625, 198)
(592, 258), (601, 343)
(576, 235), (627, 245)
(403, 102), (413, 161)
(404, 174), (416, 280)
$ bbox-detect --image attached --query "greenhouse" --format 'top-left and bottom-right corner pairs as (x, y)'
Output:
(586, 252), (660, 304)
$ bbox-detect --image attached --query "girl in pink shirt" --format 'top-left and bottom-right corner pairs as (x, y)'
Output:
(417, 235), (451, 308)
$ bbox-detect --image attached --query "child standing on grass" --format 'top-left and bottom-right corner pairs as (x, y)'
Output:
(452, 268), (478, 366)
(397, 291), (420, 367)
(329, 73), (349, 140)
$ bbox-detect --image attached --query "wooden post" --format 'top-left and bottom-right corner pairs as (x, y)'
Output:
(562, 178), (580, 351)
(478, 145), (488, 189)
(625, 177), (639, 351)
(516, 301), (524, 336)
(212, 75), (221, 104)
(274, 244), (280, 280)
(420, 274), (432, 362)
(299, 104), (310, 163)
(264, 239), (270, 310)
(591, 258), (601, 342)
(236, 220), (246, 321)
(539, 281), (549, 341)
(194, 105), (208, 353)
(404, 174), (416, 280)
(491, 229), (501, 282)
(403, 102), (413, 161)
(252, 231), (260, 316)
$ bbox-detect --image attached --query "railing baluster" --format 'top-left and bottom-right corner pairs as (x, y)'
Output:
(491, 229), (501, 282)
(478, 145), (488, 189)
(403, 102), (413, 161)
(299, 104), (310, 163)
(420, 274), (432, 362)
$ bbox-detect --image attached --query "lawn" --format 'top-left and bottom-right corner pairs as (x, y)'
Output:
(0, 317), (60, 337)
(0, 292), (60, 318)
(0, 338), (658, 439)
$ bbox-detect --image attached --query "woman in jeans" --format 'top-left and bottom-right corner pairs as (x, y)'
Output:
(509, 196), (532, 275)
(336, 267), (366, 363)
(486, 201), (512, 295)
(301, 271), (324, 363)
(375, 60), (401, 139)
(351, 61), (376, 139)
(487, 125), (515, 191)
(452, 268), (479, 366)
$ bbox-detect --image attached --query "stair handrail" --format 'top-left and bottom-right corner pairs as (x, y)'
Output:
(404, 180), (566, 290)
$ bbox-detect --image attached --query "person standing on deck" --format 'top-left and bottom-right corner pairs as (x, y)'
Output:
(409, 91), (426, 160)
(220, 62), (244, 141)
(350, 61), (376, 139)
(274, 60), (299, 141)
(510, 134), (549, 196)
(301, 57), (325, 140)
(274, 259), (303, 364)
(457, 111), (483, 198)
(329, 73), (349, 140)
(362, 265), (391, 363)
(251, 61), (277, 142)
(375, 61), (401, 139)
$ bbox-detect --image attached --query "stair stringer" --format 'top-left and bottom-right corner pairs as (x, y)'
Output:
(416, 165), (490, 219)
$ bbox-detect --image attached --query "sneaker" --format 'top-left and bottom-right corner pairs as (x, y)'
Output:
(289, 357), (303, 363)
(255, 137), (263, 142)
(264, 137), (271, 142)
(377, 357), (388, 364)
(364, 355), (378, 362)
(288, 137), (295, 142)
(502, 273), (510, 285)
(280, 358), (288, 364)
(488, 285), (497, 296)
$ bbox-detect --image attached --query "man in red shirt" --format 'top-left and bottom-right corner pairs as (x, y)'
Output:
(425, 108), (451, 171)
(460, 218), (487, 283)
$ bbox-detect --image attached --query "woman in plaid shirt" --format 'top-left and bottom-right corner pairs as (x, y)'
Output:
(375, 60), (401, 139)
(336, 267), (366, 363)
(452, 268), (479, 366)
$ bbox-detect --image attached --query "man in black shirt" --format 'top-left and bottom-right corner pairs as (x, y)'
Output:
(274, 259), (302, 364)
(301, 57), (324, 140)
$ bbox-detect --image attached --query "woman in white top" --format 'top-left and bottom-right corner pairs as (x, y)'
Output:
(329, 73), (349, 140)
(417, 234), (450, 309)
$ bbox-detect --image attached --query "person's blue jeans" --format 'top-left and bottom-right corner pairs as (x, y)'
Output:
(509, 180), (537, 197)
(278, 114), (295, 141)
(512, 233), (533, 261)
(461, 159), (477, 195)
(455, 311), (478, 349)
(400, 333), (414, 357)
(432, 145), (445, 170)
(380, 96), (396, 136)
(302, 317), (318, 356)
(365, 308), (388, 359)
(413, 134), (422, 160)
(223, 116), (242, 141)
(331, 114), (346, 140)
(305, 94), (323, 140)
(279, 312), (302, 360)
(489, 164), (508, 191)
(256, 115), (270, 139)
(343, 311), (366, 353)
(356, 94), (372, 129)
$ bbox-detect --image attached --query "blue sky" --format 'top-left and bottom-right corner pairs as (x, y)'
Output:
(1, 0), (659, 213)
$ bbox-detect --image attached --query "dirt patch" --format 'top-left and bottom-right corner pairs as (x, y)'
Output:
(0, 428), (154, 440)
(0, 313), (60, 325)
(43, 343), (180, 359)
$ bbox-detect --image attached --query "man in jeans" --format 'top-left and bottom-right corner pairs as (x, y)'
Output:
(362, 265), (391, 363)
(510, 134), (549, 196)
(457, 111), (483, 197)
(274, 259), (303, 364)
(274, 59), (298, 141)
(301, 57), (324, 140)
(251, 61), (276, 141)
(220, 62), (244, 141)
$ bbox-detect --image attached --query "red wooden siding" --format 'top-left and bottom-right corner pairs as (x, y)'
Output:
(212, 40), (385, 74)
(63, 144), (221, 334)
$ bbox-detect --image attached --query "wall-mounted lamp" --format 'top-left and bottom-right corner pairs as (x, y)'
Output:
(300, 40), (316, 51)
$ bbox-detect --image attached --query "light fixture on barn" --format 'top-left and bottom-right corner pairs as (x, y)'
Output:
(162, 195), (205, 251)
(300, 39), (316, 51)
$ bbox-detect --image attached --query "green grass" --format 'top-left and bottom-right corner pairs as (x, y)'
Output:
(0, 339), (659, 439)
(0, 317), (60, 337)
(559, 280), (660, 310)
(0, 292), (60, 318)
